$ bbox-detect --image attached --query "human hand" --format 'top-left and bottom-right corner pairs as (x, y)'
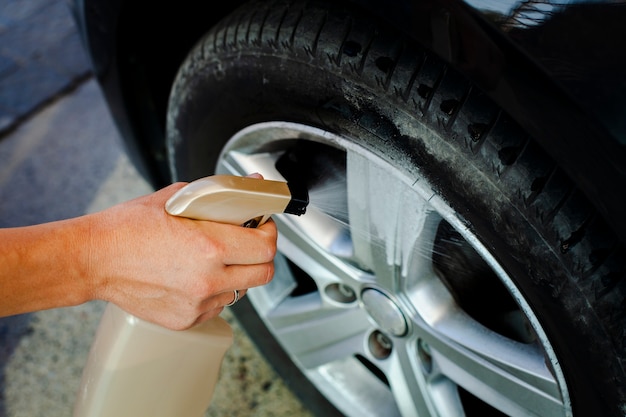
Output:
(85, 182), (278, 330)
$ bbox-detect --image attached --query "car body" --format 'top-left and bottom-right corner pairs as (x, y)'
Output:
(72, 1), (626, 416)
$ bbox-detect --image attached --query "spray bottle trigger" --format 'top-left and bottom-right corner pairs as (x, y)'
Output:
(242, 214), (271, 228)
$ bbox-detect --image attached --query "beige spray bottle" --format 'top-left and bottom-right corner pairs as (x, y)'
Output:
(73, 175), (308, 417)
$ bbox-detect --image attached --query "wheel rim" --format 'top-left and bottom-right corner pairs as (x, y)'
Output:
(215, 121), (571, 417)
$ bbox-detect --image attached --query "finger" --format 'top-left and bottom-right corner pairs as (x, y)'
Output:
(209, 262), (274, 293)
(198, 220), (278, 266)
(227, 263), (274, 290)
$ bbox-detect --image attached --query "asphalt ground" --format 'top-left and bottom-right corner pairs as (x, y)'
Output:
(0, 1), (311, 416)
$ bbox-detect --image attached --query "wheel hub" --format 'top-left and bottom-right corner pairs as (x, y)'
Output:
(361, 288), (408, 337)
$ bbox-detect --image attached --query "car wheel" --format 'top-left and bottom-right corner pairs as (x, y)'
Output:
(166, 1), (625, 416)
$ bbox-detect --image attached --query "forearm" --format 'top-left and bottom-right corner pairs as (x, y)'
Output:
(0, 217), (93, 316)
(0, 182), (278, 329)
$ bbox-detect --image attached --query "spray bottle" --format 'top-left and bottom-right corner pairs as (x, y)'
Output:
(73, 175), (308, 417)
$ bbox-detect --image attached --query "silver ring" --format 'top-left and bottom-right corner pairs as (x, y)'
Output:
(226, 289), (240, 307)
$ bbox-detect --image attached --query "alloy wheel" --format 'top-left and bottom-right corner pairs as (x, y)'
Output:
(215, 121), (571, 417)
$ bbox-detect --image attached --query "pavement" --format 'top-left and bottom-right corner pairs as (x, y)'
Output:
(0, 0), (90, 135)
(0, 1), (311, 416)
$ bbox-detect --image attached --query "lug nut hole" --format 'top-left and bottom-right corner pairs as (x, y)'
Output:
(368, 330), (393, 359)
(325, 283), (357, 303)
(418, 339), (433, 374)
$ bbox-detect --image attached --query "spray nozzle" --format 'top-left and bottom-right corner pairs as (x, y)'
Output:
(285, 182), (309, 216)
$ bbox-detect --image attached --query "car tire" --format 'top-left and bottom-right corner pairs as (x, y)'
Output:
(166, 1), (625, 416)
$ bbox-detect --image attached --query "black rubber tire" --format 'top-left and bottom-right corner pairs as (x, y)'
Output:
(166, 0), (626, 415)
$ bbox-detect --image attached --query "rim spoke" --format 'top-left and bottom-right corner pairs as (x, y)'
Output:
(422, 309), (565, 416)
(345, 150), (393, 282)
(427, 378), (465, 417)
(263, 293), (371, 369)
(275, 214), (365, 288)
(346, 151), (439, 292)
(217, 148), (283, 179)
(382, 342), (436, 417)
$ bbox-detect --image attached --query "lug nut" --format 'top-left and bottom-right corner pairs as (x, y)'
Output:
(369, 330), (393, 359)
(325, 283), (357, 303)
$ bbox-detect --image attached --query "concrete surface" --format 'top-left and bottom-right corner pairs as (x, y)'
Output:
(0, 0), (90, 134)
(0, 1), (312, 416)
